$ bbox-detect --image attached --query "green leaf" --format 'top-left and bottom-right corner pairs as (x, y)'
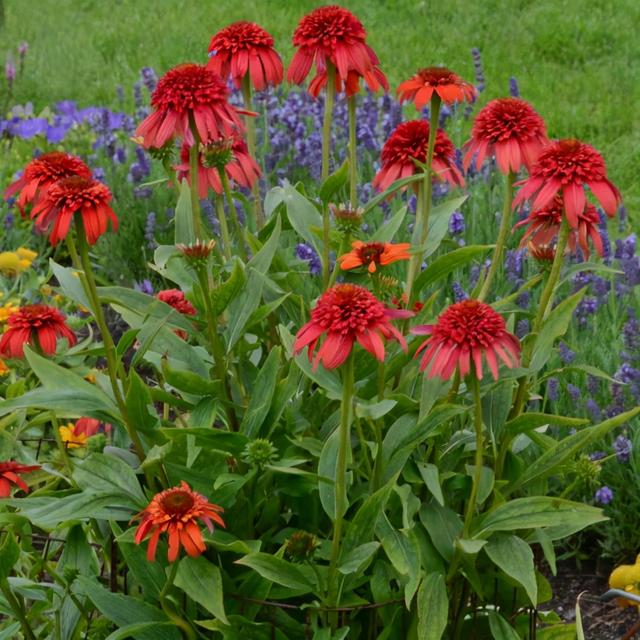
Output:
(413, 245), (492, 295)
(50, 259), (91, 308)
(73, 453), (146, 508)
(175, 556), (228, 624)
(370, 206), (407, 242)
(212, 258), (246, 315)
(279, 182), (323, 253)
(504, 412), (589, 437)
(241, 347), (281, 438)
(417, 573), (448, 640)
(125, 371), (159, 434)
(235, 553), (313, 592)
(530, 288), (586, 372)
(417, 463), (444, 506)
(246, 214), (281, 275)
(226, 269), (266, 351)
(488, 612), (521, 640)
(423, 195), (470, 259)
(362, 173), (428, 214)
(318, 427), (345, 520)
(0, 532), (20, 579)
(560, 261), (623, 284)
(59, 524), (100, 577)
(455, 539), (487, 555)
(419, 502), (463, 562)
(105, 623), (179, 640)
(319, 160), (349, 204)
(508, 406), (640, 492)
(485, 534), (537, 605)
(174, 178), (195, 245)
(473, 497), (607, 538)
(355, 399), (397, 420)
(338, 542), (380, 575)
(576, 594), (586, 640)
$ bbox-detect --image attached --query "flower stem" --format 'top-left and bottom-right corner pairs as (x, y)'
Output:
(321, 63), (336, 288)
(242, 75), (263, 230)
(214, 194), (232, 261)
(478, 171), (515, 302)
(348, 94), (358, 208)
(51, 412), (73, 479)
(510, 216), (571, 419)
(187, 124), (203, 241)
(220, 170), (247, 262)
(0, 578), (36, 640)
(463, 375), (484, 537)
(327, 353), (354, 618)
(159, 561), (196, 640)
(404, 180), (425, 301)
(195, 267), (239, 431)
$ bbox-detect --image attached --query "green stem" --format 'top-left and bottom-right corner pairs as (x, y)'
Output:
(321, 63), (336, 288)
(159, 561), (196, 640)
(403, 180), (425, 301)
(51, 412), (73, 478)
(220, 171), (247, 261)
(195, 267), (239, 431)
(328, 231), (351, 288)
(72, 223), (146, 464)
(0, 578), (36, 640)
(327, 354), (354, 617)
(478, 171), (515, 302)
(510, 216), (571, 419)
(463, 376), (484, 537)
(187, 124), (203, 241)
(214, 194), (232, 261)
(348, 94), (358, 207)
(242, 75), (262, 231)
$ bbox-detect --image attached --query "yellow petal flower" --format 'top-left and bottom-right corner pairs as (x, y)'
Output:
(0, 358), (9, 376)
(16, 247), (37, 261)
(59, 424), (88, 448)
(0, 252), (21, 275)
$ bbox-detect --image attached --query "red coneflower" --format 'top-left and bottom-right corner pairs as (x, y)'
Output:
(526, 241), (557, 264)
(0, 304), (76, 358)
(373, 120), (464, 193)
(30, 176), (118, 246)
(207, 21), (283, 91)
(463, 98), (548, 174)
(4, 152), (92, 214)
(74, 417), (112, 436)
(412, 300), (520, 380)
(338, 241), (411, 273)
(133, 481), (226, 562)
(175, 137), (261, 198)
(156, 289), (197, 316)
(0, 461), (40, 497)
(397, 67), (476, 109)
(513, 139), (622, 228)
(135, 64), (249, 149)
(287, 5), (388, 98)
(514, 195), (605, 260)
(294, 284), (411, 370)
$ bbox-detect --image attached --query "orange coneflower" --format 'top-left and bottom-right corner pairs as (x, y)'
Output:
(338, 241), (411, 273)
(294, 284), (412, 370)
(398, 67), (476, 109)
(133, 481), (225, 562)
(412, 300), (520, 380)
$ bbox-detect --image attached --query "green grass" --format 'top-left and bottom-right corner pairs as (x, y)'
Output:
(1, 0), (639, 212)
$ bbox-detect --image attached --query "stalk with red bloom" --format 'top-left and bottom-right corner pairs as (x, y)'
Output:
(0, 461), (40, 497)
(0, 305), (76, 358)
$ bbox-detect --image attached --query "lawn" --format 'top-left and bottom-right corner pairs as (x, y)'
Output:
(1, 0), (639, 212)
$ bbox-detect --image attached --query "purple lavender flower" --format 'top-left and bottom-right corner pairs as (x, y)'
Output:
(516, 319), (530, 339)
(295, 243), (321, 276)
(618, 205), (628, 232)
(509, 77), (520, 97)
(595, 486), (613, 505)
(18, 42), (28, 58)
(452, 282), (469, 302)
(587, 375), (600, 396)
(589, 451), (606, 461)
(574, 296), (598, 326)
(567, 383), (581, 402)
(547, 377), (559, 402)
(93, 167), (106, 182)
(5, 55), (16, 85)
(516, 291), (530, 310)
(559, 342), (576, 365)
(471, 47), (485, 93)
(134, 186), (152, 199)
(134, 279), (154, 295)
(141, 67), (158, 93)
(144, 212), (157, 249)
(448, 211), (465, 236)
(622, 311), (640, 353)
(606, 383), (626, 418)
(586, 399), (602, 422)
(505, 249), (525, 284)
(614, 435), (632, 463)
(3, 213), (14, 231)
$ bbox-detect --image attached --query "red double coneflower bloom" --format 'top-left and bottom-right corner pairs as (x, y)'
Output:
(136, 64), (249, 149)
(412, 300), (520, 380)
(287, 5), (388, 98)
(133, 481), (226, 562)
(4, 152), (92, 213)
(398, 67), (476, 109)
(0, 461), (40, 497)
(373, 120), (464, 193)
(0, 304), (76, 358)
(156, 289), (196, 316)
(463, 97), (548, 174)
(30, 176), (118, 245)
(208, 21), (283, 91)
(514, 195), (605, 260)
(513, 139), (621, 228)
(175, 137), (261, 198)
(294, 284), (411, 370)
(338, 241), (411, 273)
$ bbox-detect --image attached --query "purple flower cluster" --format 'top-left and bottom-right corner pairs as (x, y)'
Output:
(295, 243), (321, 276)
(595, 486), (613, 505)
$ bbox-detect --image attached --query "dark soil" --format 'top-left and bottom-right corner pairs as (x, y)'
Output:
(545, 565), (640, 639)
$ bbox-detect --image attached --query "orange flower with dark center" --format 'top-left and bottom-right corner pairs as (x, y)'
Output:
(397, 67), (477, 109)
(287, 5), (388, 98)
(338, 241), (411, 273)
(412, 300), (520, 380)
(294, 284), (412, 370)
(513, 138), (621, 228)
(0, 304), (76, 358)
(373, 120), (464, 193)
(463, 98), (548, 174)
(514, 195), (605, 260)
(30, 176), (118, 246)
(175, 136), (260, 198)
(5, 152), (92, 214)
(156, 289), (196, 316)
(0, 461), (40, 497)
(136, 64), (249, 149)
(208, 21), (283, 91)
(133, 481), (225, 562)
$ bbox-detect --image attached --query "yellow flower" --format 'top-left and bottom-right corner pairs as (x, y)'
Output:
(59, 424), (88, 448)
(0, 250), (33, 276)
(16, 247), (37, 261)
(0, 303), (19, 323)
(609, 553), (640, 608)
(0, 358), (9, 376)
